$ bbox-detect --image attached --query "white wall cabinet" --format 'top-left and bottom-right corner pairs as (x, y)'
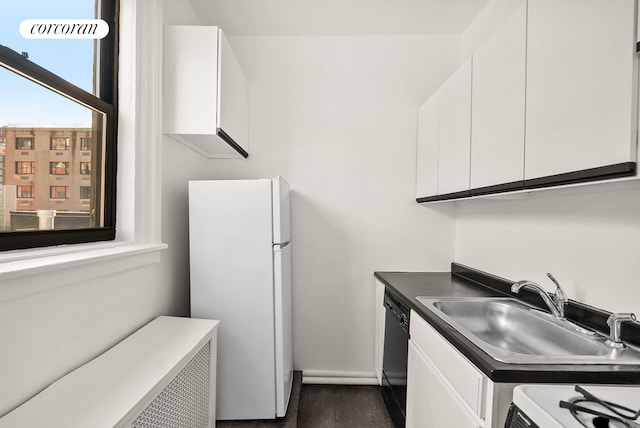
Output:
(437, 58), (473, 196)
(415, 93), (440, 200)
(164, 25), (249, 159)
(525, 0), (637, 181)
(416, 0), (638, 202)
(470, 1), (526, 191)
(415, 58), (472, 200)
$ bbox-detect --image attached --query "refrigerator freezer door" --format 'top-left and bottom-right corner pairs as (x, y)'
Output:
(273, 242), (293, 417)
(189, 179), (277, 420)
(272, 177), (291, 245)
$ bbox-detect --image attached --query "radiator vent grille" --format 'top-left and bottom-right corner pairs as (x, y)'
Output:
(132, 340), (211, 428)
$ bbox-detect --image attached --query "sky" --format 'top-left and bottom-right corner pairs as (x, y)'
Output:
(0, 1), (97, 126)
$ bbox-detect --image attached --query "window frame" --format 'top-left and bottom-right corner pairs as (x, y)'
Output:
(49, 162), (69, 175)
(80, 137), (92, 150)
(16, 161), (36, 174)
(15, 137), (34, 150)
(80, 186), (91, 200)
(79, 161), (92, 175)
(0, 0), (118, 251)
(49, 137), (71, 151)
(49, 186), (70, 200)
(16, 185), (34, 199)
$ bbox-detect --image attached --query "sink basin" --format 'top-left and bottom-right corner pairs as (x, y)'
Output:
(416, 297), (640, 364)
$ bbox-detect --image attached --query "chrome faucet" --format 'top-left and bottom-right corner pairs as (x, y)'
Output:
(606, 313), (636, 348)
(511, 273), (568, 319)
(545, 272), (568, 318)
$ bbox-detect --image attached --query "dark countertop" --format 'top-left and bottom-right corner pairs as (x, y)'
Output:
(375, 269), (640, 384)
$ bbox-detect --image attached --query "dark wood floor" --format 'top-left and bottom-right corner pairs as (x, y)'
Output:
(297, 384), (394, 428)
(217, 372), (394, 428)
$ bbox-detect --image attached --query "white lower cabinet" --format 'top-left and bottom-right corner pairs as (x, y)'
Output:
(407, 310), (514, 428)
(406, 341), (481, 428)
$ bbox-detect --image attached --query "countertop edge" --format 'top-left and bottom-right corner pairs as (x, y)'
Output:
(375, 269), (640, 384)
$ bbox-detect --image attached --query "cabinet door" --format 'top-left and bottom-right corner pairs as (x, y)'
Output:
(164, 26), (218, 137)
(416, 92), (440, 200)
(374, 279), (386, 385)
(217, 29), (250, 155)
(525, 0), (637, 180)
(470, 2), (526, 191)
(438, 58), (473, 196)
(164, 26), (249, 158)
(406, 341), (481, 428)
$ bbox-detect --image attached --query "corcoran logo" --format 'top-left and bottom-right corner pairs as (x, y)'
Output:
(19, 19), (109, 39)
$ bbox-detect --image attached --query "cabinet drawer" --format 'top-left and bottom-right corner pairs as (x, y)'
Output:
(409, 309), (486, 417)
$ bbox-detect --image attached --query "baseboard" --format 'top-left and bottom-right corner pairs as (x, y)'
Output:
(302, 370), (379, 385)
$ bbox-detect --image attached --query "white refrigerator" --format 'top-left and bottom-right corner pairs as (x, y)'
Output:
(188, 178), (293, 420)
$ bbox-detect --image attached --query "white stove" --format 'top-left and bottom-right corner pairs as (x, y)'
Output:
(509, 384), (640, 428)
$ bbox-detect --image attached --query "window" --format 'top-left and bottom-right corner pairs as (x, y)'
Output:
(16, 161), (35, 174)
(80, 162), (91, 175)
(50, 186), (70, 199)
(50, 162), (69, 175)
(17, 185), (34, 198)
(0, 0), (118, 250)
(50, 137), (70, 150)
(80, 186), (91, 199)
(15, 137), (34, 150)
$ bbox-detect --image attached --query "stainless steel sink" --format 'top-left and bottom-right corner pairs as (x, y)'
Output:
(416, 297), (640, 364)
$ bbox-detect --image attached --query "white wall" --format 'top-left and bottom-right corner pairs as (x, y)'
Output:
(455, 183), (640, 314)
(0, 6), (459, 417)
(455, 0), (640, 315)
(0, 257), (173, 416)
(159, 0), (209, 321)
(188, 35), (459, 377)
(0, 0), (199, 417)
(159, 137), (209, 319)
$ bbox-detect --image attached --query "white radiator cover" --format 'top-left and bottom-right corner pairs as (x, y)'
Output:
(0, 316), (219, 428)
(129, 340), (211, 428)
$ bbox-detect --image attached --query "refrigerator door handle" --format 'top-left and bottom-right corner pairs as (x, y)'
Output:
(274, 241), (290, 249)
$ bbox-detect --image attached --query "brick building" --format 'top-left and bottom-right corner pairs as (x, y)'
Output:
(0, 125), (93, 231)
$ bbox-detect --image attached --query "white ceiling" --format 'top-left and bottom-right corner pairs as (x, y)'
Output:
(186, 0), (491, 36)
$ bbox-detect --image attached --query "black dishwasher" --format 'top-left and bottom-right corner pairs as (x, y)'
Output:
(381, 290), (410, 428)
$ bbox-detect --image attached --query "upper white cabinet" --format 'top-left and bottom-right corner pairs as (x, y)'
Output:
(416, 0), (638, 202)
(415, 93), (440, 200)
(437, 58), (473, 197)
(416, 58), (472, 201)
(164, 26), (249, 159)
(470, 2), (526, 192)
(524, 0), (637, 181)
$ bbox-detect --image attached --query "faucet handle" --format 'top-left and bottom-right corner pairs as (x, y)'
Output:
(546, 273), (567, 300)
(606, 312), (636, 348)
(546, 273), (568, 317)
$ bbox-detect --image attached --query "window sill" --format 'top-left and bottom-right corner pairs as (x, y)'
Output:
(0, 242), (168, 300)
